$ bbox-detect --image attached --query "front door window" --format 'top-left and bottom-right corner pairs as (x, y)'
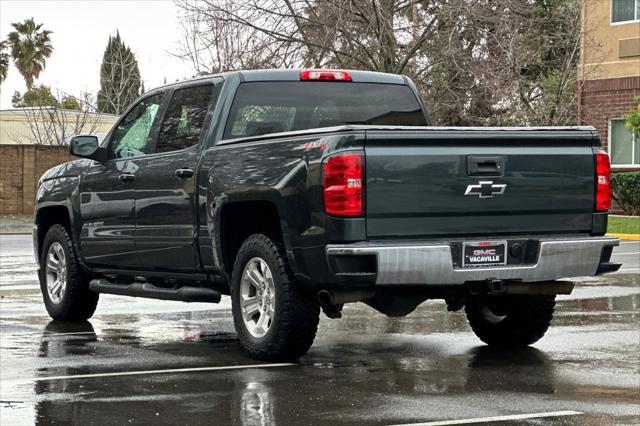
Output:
(110, 93), (164, 159)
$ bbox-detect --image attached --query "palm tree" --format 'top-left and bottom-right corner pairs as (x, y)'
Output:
(0, 41), (9, 85)
(7, 18), (53, 89)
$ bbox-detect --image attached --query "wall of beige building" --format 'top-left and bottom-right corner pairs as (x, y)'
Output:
(580, 0), (640, 80)
(0, 109), (118, 145)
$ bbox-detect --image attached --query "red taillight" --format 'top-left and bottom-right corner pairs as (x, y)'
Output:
(323, 152), (363, 217)
(594, 149), (611, 211)
(300, 69), (352, 82)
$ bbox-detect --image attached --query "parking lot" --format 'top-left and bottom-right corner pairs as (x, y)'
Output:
(0, 235), (638, 425)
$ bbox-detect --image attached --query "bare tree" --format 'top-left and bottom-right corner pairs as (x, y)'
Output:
(12, 90), (104, 146)
(175, 0), (444, 73)
(175, 1), (303, 73)
(175, 0), (588, 126)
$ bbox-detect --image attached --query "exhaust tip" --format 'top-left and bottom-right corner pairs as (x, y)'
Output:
(317, 290), (334, 305)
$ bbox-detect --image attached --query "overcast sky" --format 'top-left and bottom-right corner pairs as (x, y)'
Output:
(0, 0), (194, 109)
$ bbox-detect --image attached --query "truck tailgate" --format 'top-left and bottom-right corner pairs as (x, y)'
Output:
(364, 128), (597, 238)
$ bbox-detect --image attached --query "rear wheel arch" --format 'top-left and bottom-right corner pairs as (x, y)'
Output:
(218, 200), (286, 274)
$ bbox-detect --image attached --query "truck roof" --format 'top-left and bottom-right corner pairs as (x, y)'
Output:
(152, 69), (407, 93)
(238, 69), (406, 84)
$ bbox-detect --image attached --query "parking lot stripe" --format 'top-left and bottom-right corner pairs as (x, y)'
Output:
(27, 363), (296, 383)
(389, 410), (582, 426)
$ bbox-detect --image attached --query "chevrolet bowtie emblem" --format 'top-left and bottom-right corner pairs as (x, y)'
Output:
(464, 181), (507, 198)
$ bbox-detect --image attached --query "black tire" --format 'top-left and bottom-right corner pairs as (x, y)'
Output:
(465, 294), (555, 347)
(231, 234), (319, 361)
(39, 224), (99, 321)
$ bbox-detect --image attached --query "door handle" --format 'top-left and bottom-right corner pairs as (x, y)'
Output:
(175, 168), (194, 179)
(468, 156), (504, 177)
(119, 173), (135, 183)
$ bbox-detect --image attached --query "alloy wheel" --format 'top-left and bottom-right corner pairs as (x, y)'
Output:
(239, 257), (276, 338)
(45, 242), (67, 304)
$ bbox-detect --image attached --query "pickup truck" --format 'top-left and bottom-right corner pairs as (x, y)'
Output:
(34, 69), (621, 361)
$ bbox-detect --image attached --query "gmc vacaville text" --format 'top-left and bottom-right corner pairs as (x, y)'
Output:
(33, 69), (620, 360)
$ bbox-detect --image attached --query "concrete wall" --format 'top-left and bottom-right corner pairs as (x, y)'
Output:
(0, 145), (74, 215)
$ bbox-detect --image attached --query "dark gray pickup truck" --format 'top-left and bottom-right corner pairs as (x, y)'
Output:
(34, 69), (620, 360)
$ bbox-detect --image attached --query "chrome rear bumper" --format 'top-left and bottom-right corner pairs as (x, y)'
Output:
(326, 236), (619, 285)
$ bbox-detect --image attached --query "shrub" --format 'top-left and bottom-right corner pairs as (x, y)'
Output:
(611, 172), (640, 216)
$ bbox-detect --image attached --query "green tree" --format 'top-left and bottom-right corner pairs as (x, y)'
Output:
(61, 95), (81, 110)
(7, 18), (53, 89)
(0, 40), (9, 85)
(11, 84), (58, 107)
(97, 32), (141, 114)
(624, 96), (640, 137)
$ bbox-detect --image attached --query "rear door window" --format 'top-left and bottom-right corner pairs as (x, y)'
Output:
(154, 83), (221, 154)
(224, 82), (427, 139)
(230, 105), (296, 137)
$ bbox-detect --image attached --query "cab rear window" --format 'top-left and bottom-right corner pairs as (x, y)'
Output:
(224, 82), (427, 139)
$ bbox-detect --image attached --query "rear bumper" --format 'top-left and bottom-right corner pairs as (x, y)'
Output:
(326, 236), (620, 285)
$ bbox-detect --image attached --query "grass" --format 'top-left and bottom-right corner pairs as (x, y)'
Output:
(608, 215), (640, 235)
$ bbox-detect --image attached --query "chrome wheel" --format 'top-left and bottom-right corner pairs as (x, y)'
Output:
(240, 257), (276, 338)
(45, 242), (67, 304)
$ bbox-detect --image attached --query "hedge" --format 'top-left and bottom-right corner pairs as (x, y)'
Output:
(611, 172), (640, 216)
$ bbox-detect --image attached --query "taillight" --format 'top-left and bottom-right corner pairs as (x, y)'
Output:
(323, 152), (363, 217)
(594, 148), (611, 211)
(300, 69), (352, 82)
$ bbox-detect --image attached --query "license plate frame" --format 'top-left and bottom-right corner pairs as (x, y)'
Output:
(462, 241), (508, 268)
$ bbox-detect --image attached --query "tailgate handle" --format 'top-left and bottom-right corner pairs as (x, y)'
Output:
(468, 156), (504, 176)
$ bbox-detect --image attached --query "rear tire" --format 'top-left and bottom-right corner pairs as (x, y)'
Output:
(39, 224), (99, 321)
(465, 294), (555, 347)
(231, 234), (320, 361)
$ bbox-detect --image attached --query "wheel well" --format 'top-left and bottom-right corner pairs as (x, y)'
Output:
(35, 206), (71, 258)
(220, 201), (283, 273)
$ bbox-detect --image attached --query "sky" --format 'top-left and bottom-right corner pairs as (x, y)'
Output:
(0, 0), (195, 109)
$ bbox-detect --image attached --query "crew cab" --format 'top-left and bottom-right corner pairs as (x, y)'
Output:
(34, 69), (620, 360)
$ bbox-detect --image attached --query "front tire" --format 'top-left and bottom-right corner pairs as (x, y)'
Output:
(465, 294), (555, 347)
(39, 224), (99, 321)
(231, 234), (320, 361)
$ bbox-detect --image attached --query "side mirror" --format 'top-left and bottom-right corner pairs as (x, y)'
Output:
(69, 135), (106, 161)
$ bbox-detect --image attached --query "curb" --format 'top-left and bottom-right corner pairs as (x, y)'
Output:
(607, 233), (640, 241)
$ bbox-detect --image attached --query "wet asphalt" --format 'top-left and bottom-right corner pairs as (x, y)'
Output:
(0, 235), (638, 426)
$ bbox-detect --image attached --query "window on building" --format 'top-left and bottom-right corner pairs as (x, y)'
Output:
(612, 0), (640, 23)
(609, 119), (640, 166)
